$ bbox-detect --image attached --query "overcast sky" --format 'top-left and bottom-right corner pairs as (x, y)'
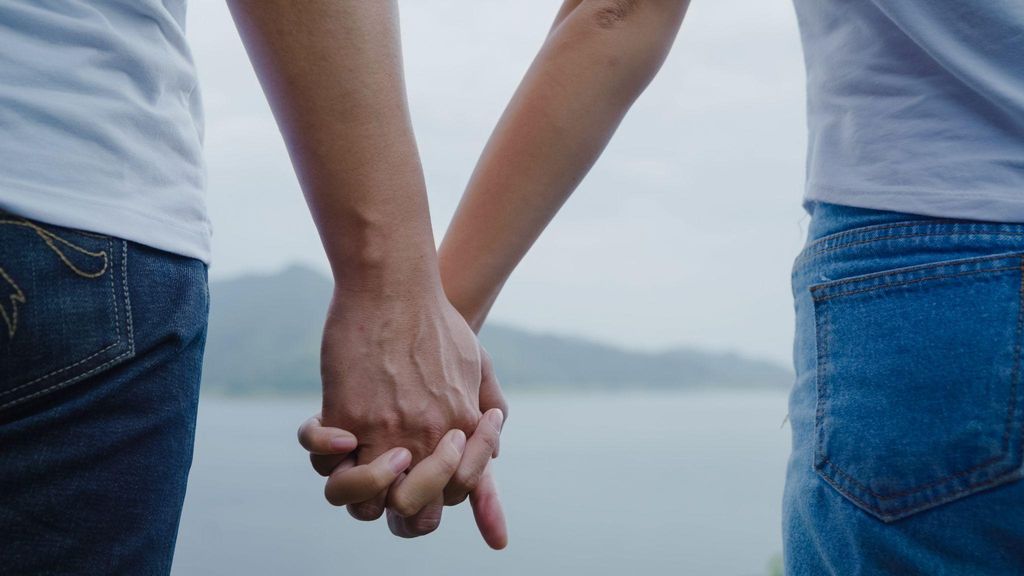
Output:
(187, 0), (810, 366)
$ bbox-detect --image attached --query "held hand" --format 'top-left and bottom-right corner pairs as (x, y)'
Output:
(298, 407), (508, 549)
(317, 286), (508, 543)
(320, 284), (480, 467)
(382, 346), (508, 545)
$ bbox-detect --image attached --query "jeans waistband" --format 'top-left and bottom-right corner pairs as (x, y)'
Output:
(793, 201), (1024, 275)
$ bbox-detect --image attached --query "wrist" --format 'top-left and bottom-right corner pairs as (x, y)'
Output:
(445, 289), (492, 333)
(438, 252), (499, 334)
(327, 217), (444, 300)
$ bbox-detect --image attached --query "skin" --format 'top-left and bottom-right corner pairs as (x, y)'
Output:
(440, 0), (691, 329)
(226, 0), (509, 544)
(299, 0), (689, 548)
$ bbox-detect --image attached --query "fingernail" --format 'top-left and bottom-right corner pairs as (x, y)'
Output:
(450, 429), (467, 453)
(487, 409), (504, 430)
(388, 449), (410, 474)
(330, 435), (355, 451)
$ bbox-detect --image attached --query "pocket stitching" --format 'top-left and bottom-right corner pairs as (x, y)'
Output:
(797, 222), (1024, 266)
(816, 457), (1024, 522)
(813, 266), (1020, 302)
(0, 240), (135, 409)
(0, 235), (119, 398)
(810, 252), (1022, 297)
(812, 256), (1024, 517)
(804, 230), (1024, 262)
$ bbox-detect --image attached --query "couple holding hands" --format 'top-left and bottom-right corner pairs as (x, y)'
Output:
(3, 1), (1024, 575)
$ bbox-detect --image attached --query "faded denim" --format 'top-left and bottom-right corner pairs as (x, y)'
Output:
(784, 201), (1024, 575)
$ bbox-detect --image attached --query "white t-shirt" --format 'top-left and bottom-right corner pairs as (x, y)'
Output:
(793, 0), (1024, 222)
(0, 0), (210, 263)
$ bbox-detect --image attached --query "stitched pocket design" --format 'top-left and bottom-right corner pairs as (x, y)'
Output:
(810, 252), (1024, 521)
(0, 217), (134, 412)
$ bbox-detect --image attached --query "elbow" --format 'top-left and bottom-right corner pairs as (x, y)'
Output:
(576, 0), (690, 64)
(591, 0), (642, 29)
(585, 0), (690, 30)
(572, 0), (688, 88)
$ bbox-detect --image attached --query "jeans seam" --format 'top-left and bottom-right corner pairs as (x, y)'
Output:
(820, 452), (1007, 501)
(812, 266), (1020, 302)
(817, 458), (1024, 522)
(123, 240), (134, 357)
(813, 295), (830, 475)
(0, 343), (135, 411)
(797, 228), (1024, 268)
(812, 256), (1024, 510)
(0, 240), (135, 408)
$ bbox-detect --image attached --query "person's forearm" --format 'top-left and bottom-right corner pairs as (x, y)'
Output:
(228, 0), (440, 297)
(438, 0), (689, 330)
(229, 1), (508, 546)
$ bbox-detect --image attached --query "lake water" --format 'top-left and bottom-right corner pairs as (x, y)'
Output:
(172, 391), (791, 576)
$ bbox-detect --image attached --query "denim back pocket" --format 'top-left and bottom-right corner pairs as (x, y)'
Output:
(811, 252), (1024, 522)
(0, 216), (134, 412)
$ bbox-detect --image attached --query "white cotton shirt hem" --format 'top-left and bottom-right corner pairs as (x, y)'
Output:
(805, 182), (1024, 224)
(0, 180), (212, 265)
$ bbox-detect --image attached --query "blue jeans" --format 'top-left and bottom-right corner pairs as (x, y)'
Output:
(785, 202), (1024, 574)
(0, 211), (208, 575)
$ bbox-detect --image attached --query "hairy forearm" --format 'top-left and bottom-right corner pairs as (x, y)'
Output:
(439, 0), (689, 330)
(228, 0), (440, 296)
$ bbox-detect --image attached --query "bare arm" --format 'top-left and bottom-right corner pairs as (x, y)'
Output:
(439, 0), (690, 330)
(227, 0), (507, 546)
(227, 1), (436, 290)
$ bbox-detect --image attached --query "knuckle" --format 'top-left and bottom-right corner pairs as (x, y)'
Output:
(325, 407), (383, 438)
(481, 426), (501, 450)
(406, 418), (447, 448)
(389, 492), (421, 518)
(447, 474), (474, 498)
(419, 418), (449, 439)
(439, 447), (462, 474)
(452, 414), (479, 436)
(408, 443), (434, 467)
(369, 462), (398, 490)
(480, 439), (499, 461)
(368, 460), (389, 483)
(375, 412), (403, 434)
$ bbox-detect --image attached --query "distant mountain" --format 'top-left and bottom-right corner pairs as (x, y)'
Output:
(202, 265), (793, 395)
